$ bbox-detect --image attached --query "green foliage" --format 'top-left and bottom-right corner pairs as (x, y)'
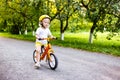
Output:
(0, 0), (120, 42)
(50, 19), (60, 31)
(81, 0), (120, 42)
(68, 17), (92, 32)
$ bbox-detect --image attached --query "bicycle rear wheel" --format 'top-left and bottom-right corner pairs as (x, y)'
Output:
(33, 50), (37, 63)
(48, 53), (58, 70)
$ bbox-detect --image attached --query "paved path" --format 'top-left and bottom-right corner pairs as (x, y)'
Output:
(0, 37), (120, 80)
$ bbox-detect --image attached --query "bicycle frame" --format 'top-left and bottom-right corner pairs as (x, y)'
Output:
(40, 41), (54, 62)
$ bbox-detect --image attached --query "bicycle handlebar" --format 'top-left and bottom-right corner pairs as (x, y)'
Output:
(38, 37), (57, 40)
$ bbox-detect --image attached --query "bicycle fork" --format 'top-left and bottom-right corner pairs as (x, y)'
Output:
(46, 49), (54, 62)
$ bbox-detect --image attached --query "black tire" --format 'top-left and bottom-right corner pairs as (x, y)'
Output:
(33, 50), (37, 63)
(33, 47), (44, 63)
(48, 53), (58, 70)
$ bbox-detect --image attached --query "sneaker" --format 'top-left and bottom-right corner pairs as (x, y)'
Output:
(35, 62), (41, 68)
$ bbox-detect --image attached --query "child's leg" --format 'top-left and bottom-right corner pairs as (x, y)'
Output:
(35, 42), (42, 68)
(36, 46), (41, 63)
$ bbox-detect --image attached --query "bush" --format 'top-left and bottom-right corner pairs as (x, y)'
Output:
(10, 25), (19, 34)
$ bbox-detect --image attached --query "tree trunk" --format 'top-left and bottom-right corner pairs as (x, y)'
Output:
(89, 22), (96, 43)
(19, 31), (21, 35)
(24, 28), (27, 35)
(60, 32), (64, 40)
(31, 21), (35, 36)
(32, 31), (35, 36)
(60, 19), (64, 40)
(89, 32), (93, 43)
(59, 17), (69, 41)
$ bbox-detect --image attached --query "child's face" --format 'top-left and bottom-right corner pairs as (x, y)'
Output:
(42, 18), (50, 28)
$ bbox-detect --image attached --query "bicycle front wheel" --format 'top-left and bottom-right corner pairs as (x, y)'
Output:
(48, 53), (58, 70)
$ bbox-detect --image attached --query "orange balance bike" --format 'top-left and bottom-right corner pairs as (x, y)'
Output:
(33, 38), (58, 70)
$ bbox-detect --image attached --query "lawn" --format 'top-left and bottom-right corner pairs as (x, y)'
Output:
(0, 32), (120, 56)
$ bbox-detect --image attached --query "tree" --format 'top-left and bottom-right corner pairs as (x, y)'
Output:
(55, 0), (78, 40)
(0, 0), (44, 35)
(81, 0), (120, 43)
(0, 0), (31, 34)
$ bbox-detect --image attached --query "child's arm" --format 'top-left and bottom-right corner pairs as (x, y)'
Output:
(36, 34), (44, 40)
(35, 34), (39, 39)
(48, 29), (56, 38)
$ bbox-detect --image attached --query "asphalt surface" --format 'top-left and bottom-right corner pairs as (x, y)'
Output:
(0, 37), (120, 80)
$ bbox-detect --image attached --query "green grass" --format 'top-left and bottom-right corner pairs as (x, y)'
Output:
(0, 32), (120, 56)
(0, 32), (35, 41)
(52, 32), (120, 56)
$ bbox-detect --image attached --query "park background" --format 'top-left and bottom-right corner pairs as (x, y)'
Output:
(0, 0), (120, 56)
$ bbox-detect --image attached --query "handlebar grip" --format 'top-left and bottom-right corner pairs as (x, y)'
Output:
(38, 38), (43, 40)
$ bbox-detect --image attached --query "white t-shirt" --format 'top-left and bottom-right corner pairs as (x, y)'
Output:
(36, 27), (52, 44)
